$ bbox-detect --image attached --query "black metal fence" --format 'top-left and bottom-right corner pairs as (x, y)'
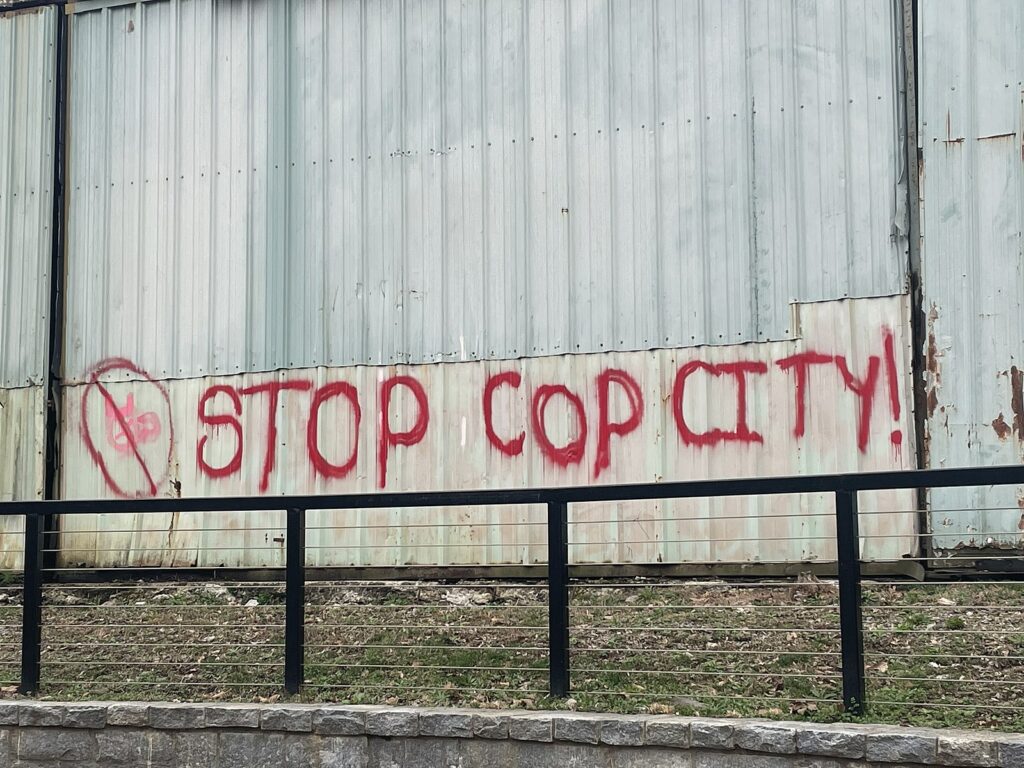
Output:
(6, 464), (1024, 719)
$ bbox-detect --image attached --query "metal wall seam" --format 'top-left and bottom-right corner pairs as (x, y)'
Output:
(62, 0), (908, 385)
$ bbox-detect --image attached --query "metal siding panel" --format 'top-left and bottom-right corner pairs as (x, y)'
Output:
(63, 0), (907, 383)
(0, 385), (45, 569)
(0, 6), (54, 388)
(0, 7), (51, 566)
(59, 295), (916, 568)
(919, 0), (1024, 550)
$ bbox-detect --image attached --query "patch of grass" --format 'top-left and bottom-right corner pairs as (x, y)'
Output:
(5, 578), (1023, 732)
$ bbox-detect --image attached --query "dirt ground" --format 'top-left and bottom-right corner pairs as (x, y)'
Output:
(0, 576), (1020, 731)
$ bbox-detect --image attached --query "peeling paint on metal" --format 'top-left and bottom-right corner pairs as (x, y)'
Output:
(1011, 367), (1024, 442)
(919, 0), (1024, 550)
(992, 413), (1011, 440)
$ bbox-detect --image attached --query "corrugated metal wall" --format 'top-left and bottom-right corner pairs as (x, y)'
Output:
(918, 0), (1024, 550)
(50, 0), (918, 568)
(64, 0), (909, 383)
(0, 5), (53, 389)
(59, 296), (917, 567)
(0, 4), (57, 566)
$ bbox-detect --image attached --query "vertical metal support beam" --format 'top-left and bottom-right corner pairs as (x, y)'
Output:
(547, 500), (570, 697)
(20, 514), (44, 694)
(835, 490), (866, 715)
(284, 508), (305, 695)
(42, 0), (72, 571)
(900, 0), (933, 558)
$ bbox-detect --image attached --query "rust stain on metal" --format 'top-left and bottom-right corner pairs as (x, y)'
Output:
(1018, 496), (1024, 531)
(1011, 366), (1024, 441)
(925, 304), (941, 418)
(992, 413), (1011, 440)
(977, 131), (1016, 140)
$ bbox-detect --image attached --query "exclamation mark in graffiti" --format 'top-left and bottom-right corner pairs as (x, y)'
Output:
(882, 328), (904, 452)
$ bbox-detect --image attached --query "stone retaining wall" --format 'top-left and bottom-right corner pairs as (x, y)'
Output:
(0, 701), (1019, 767)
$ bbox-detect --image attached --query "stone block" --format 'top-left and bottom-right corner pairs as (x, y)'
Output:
(219, 732), (286, 768)
(396, 736), (462, 767)
(645, 719), (690, 749)
(509, 714), (553, 743)
(366, 736), (407, 768)
(516, 739), (614, 768)
(732, 722), (796, 754)
(600, 718), (645, 747)
(1000, 737), (1024, 768)
(260, 707), (313, 733)
(795, 725), (866, 759)
(689, 719), (734, 750)
(106, 704), (149, 727)
(314, 709), (365, 736)
(461, 737), (515, 767)
(694, 754), (844, 768)
(865, 731), (937, 764)
(611, 746), (693, 767)
(17, 728), (95, 762)
(418, 711), (474, 738)
(553, 715), (602, 745)
(473, 713), (510, 740)
(937, 734), (1001, 767)
(148, 704), (205, 730)
(282, 734), (318, 767)
(365, 709), (418, 738)
(204, 706), (260, 729)
(0, 704), (18, 726)
(174, 732), (217, 768)
(96, 731), (147, 767)
(18, 703), (64, 727)
(146, 731), (179, 768)
(64, 705), (107, 729)
(320, 736), (369, 768)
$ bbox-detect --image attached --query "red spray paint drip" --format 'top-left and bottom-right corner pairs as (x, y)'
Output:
(882, 328), (903, 448)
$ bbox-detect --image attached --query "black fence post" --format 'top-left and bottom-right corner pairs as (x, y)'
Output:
(20, 513), (44, 694)
(547, 500), (570, 698)
(835, 489), (866, 715)
(284, 508), (305, 695)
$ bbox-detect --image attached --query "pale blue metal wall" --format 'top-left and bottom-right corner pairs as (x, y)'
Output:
(0, 4), (56, 562)
(63, 0), (909, 384)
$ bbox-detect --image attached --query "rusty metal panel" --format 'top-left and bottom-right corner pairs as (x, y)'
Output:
(0, 5), (54, 388)
(918, 0), (1024, 550)
(63, 0), (907, 384)
(59, 296), (917, 568)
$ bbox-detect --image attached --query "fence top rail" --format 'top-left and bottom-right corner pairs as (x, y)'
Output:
(0, 464), (1020, 517)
